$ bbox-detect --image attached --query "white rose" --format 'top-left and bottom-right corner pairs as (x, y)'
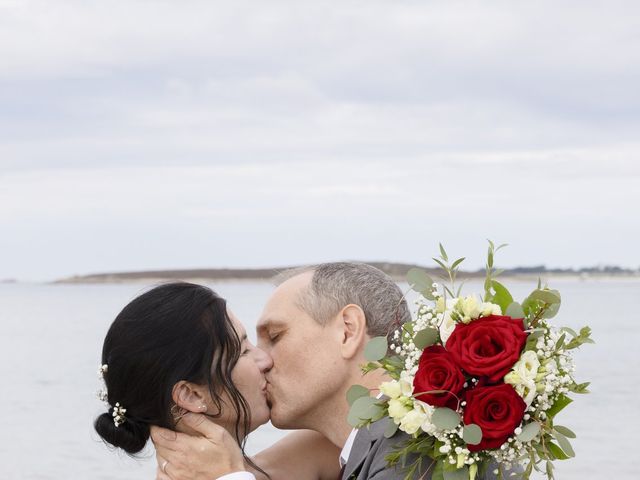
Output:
(388, 397), (412, 423)
(399, 407), (427, 435)
(413, 400), (437, 435)
(379, 380), (402, 399)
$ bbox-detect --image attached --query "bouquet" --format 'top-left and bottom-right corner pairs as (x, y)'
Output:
(346, 242), (593, 480)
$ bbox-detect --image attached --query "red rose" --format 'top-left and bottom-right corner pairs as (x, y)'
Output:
(446, 315), (527, 383)
(463, 383), (526, 451)
(413, 345), (465, 409)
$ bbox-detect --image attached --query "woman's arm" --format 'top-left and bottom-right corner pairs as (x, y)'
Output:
(251, 430), (341, 480)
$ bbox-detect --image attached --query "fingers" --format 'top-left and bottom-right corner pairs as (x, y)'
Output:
(180, 413), (227, 441)
(150, 426), (181, 452)
(156, 464), (171, 480)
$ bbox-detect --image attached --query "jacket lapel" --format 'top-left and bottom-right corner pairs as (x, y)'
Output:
(342, 420), (388, 480)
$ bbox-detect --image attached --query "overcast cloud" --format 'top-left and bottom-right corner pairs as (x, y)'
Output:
(1, 0), (639, 280)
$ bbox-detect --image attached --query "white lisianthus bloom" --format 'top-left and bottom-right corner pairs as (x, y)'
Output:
(480, 302), (502, 317)
(414, 400), (437, 435)
(399, 407), (427, 435)
(379, 380), (402, 399)
(439, 298), (459, 345)
(399, 371), (415, 396)
(456, 295), (482, 323)
(388, 397), (413, 423)
(505, 351), (541, 406)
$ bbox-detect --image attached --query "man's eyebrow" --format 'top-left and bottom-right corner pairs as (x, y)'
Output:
(257, 319), (288, 331)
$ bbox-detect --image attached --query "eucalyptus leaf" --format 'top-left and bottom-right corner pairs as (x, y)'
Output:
(364, 336), (388, 361)
(444, 467), (469, 480)
(516, 422), (540, 443)
(505, 302), (525, 319)
(432, 407), (461, 430)
(383, 418), (399, 438)
(554, 431), (575, 457)
(462, 424), (482, 445)
(407, 268), (436, 299)
(529, 289), (561, 305)
(451, 257), (465, 270)
(346, 384), (370, 406)
(542, 302), (561, 319)
(347, 396), (377, 427)
(553, 425), (576, 439)
(414, 327), (439, 349)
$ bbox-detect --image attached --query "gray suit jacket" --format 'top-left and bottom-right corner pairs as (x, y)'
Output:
(342, 420), (505, 480)
(342, 419), (431, 480)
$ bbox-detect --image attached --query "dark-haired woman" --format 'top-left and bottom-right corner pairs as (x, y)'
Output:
(95, 282), (340, 480)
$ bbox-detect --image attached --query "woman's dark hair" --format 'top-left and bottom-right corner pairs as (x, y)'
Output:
(94, 282), (256, 466)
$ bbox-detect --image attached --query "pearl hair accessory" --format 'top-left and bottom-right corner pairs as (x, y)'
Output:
(112, 402), (127, 427)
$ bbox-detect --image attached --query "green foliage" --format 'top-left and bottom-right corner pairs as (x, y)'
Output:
(414, 327), (439, 349)
(564, 326), (594, 350)
(407, 268), (436, 300)
(346, 395), (385, 428)
(568, 381), (590, 394)
(432, 243), (466, 296)
(384, 417), (399, 438)
(516, 422), (541, 442)
(462, 424), (482, 445)
(432, 407), (461, 430)
(553, 425), (576, 439)
(364, 336), (388, 361)
(483, 240), (508, 301)
(546, 394), (573, 419)
(444, 467), (469, 480)
(346, 384), (370, 406)
(485, 280), (514, 313)
(506, 301), (525, 319)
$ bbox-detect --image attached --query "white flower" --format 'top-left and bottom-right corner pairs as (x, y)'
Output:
(388, 397), (413, 423)
(379, 380), (402, 399)
(504, 351), (540, 406)
(480, 302), (502, 316)
(456, 295), (482, 323)
(439, 298), (460, 345)
(399, 407), (427, 435)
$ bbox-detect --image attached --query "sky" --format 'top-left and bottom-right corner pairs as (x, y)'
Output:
(1, 0), (639, 281)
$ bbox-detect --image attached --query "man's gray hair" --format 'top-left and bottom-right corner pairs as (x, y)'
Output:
(276, 262), (411, 338)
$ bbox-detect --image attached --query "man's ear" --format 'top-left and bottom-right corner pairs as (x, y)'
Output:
(339, 304), (368, 359)
(171, 381), (210, 414)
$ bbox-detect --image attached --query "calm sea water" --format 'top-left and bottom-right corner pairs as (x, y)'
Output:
(0, 279), (637, 479)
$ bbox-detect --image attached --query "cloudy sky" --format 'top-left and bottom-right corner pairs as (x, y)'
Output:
(1, 0), (639, 281)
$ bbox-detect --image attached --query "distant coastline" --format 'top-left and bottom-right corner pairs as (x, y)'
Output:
(52, 263), (640, 284)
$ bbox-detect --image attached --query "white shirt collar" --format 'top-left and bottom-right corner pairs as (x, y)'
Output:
(339, 427), (358, 466)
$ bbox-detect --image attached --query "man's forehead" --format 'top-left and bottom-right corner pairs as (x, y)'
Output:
(256, 316), (290, 331)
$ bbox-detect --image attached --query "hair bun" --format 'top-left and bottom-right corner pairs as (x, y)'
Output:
(94, 411), (150, 454)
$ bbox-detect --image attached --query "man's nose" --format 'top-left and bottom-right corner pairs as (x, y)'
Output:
(255, 346), (274, 372)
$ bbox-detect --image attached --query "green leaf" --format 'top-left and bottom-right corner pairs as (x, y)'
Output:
(407, 268), (436, 300)
(364, 336), (388, 361)
(516, 422), (540, 442)
(433, 257), (449, 272)
(432, 461), (445, 480)
(505, 301), (525, 319)
(560, 326), (578, 338)
(547, 441), (570, 460)
(414, 327), (439, 349)
(432, 407), (461, 430)
(542, 302), (561, 319)
(444, 467), (469, 480)
(347, 396), (377, 427)
(346, 384), (370, 406)
(555, 333), (566, 350)
(439, 243), (449, 262)
(451, 257), (465, 270)
(554, 425), (576, 439)
(547, 394), (573, 419)
(462, 424), (482, 445)
(488, 250), (494, 269)
(489, 280), (514, 313)
(384, 418), (399, 438)
(554, 431), (575, 457)
(529, 289), (561, 305)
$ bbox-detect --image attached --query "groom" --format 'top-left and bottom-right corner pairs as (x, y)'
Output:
(153, 262), (428, 479)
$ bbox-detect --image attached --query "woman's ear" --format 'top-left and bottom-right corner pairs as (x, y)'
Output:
(339, 304), (368, 360)
(171, 381), (210, 414)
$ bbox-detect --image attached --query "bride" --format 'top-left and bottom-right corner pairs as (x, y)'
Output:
(94, 281), (340, 480)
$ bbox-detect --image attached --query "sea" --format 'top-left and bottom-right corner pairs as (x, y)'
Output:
(0, 278), (637, 479)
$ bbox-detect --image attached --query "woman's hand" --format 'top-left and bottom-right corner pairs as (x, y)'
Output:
(151, 413), (246, 480)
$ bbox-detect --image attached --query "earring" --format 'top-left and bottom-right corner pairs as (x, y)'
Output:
(170, 404), (187, 423)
